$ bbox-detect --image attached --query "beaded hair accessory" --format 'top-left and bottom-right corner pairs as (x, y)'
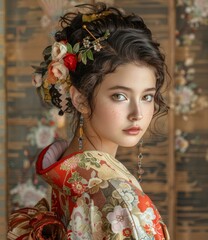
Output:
(32, 14), (110, 115)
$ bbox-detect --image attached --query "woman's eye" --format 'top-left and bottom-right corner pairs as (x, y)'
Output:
(112, 93), (127, 101)
(142, 94), (154, 102)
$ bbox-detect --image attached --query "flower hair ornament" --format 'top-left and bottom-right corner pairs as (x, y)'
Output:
(32, 16), (110, 115)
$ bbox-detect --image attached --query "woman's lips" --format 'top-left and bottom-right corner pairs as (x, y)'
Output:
(123, 127), (142, 135)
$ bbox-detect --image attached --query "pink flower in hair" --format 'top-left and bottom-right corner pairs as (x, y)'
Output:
(51, 61), (69, 80)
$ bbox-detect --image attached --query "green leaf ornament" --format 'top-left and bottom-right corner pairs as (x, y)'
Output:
(73, 43), (80, 53)
(87, 49), (94, 60)
(82, 51), (87, 65)
(67, 43), (73, 53)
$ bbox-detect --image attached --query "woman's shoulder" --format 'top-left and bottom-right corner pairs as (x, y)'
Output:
(35, 142), (140, 195)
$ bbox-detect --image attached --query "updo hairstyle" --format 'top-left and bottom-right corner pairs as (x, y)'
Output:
(35, 2), (169, 130)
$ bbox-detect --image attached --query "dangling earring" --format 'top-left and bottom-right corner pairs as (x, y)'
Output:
(138, 139), (144, 182)
(78, 114), (84, 150)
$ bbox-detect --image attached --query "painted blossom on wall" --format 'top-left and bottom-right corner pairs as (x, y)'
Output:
(175, 129), (189, 153)
(177, 0), (208, 27)
(174, 59), (208, 120)
(174, 0), (208, 120)
(10, 109), (65, 209)
(38, 0), (94, 29)
(27, 110), (58, 148)
(10, 179), (48, 210)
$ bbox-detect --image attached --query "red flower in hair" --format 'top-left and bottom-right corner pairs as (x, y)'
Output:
(64, 53), (77, 71)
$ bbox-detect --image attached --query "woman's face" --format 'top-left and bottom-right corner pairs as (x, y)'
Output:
(84, 63), (156, 155)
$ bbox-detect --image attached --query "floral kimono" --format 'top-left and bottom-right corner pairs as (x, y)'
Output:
(8, 140), (170, 240)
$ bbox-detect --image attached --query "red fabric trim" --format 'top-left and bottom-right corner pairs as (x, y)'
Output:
(16, 233), (29, 240)
(36, 144), (82, 175)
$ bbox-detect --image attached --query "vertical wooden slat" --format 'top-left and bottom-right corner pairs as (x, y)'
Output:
(167, 0), (176, 239)
(0, 0), (7, 238)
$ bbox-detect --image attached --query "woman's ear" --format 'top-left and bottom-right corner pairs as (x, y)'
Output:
(69, 85), (89, 114)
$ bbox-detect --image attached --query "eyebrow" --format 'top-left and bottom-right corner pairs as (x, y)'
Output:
(108, 85), (156, 92)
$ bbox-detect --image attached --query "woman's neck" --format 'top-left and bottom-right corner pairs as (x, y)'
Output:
(62, 131), (118, 158)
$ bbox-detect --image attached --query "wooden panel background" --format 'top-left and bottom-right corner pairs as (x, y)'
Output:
(1, 0), (207, 239)
(0, 0), (6, 238)
(175, 2), (208, 239)
(5, 1), (93, 239)
(6, 0), (51, 214)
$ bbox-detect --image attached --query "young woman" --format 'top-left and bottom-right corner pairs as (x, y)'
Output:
(8, 2), (170, 239)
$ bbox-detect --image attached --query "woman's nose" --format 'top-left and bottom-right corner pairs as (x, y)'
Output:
(128, 103), (143, 121)
(128, 114), (143, 121)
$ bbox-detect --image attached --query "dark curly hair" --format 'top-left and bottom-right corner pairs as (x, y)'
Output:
(36, 2), (169, 131)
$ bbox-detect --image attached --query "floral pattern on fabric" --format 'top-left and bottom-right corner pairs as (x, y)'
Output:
(37, 143), (169, 240)
(8, 141), (170, 240)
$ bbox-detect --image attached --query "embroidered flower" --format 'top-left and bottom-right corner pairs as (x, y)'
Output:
(112, 182), (138, 210)
(88, 177), (102, 188)
(106, 205), (131, 233)
(52, 41), (68, 61)
(88, 177), (103, 194)
(89, 204), (105, 239)
(69, 205), (90, 238)
(123, 228), (132, 237)
(71, 181), (86, 195)
(131, 215), (150, 239)
(140, 207), (156, 226)
(60, 158), (78, 171)
(69, 193), (105, 240)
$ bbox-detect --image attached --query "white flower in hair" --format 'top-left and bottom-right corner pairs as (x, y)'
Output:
(52, 42), (67, 61)
(83, 37), (90, 48)
(93, 42), (102, 52)
(51, 61), (69, 80)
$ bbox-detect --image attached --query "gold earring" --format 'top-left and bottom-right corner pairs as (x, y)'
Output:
(138, 139), (144, 182)
(78, 114), (84, 150)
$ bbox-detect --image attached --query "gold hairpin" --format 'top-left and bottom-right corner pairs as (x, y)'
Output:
(82, 11), (111, 23)
(82, 25), (97, 40)
(82, 25), (110, 51)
